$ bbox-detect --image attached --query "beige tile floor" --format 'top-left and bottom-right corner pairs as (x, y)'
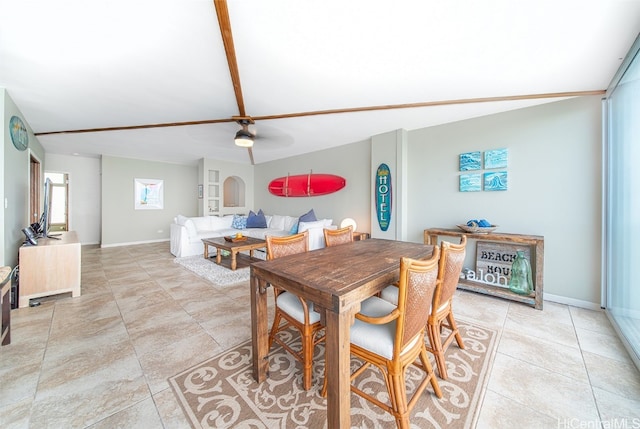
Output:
(1, 242), (639, 428)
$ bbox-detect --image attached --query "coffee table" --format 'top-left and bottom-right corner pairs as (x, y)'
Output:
(202, 237), (266, 271)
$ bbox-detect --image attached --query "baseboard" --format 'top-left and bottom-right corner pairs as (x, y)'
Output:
(100, 238), (170, 248)
(543, 293), (602, 310)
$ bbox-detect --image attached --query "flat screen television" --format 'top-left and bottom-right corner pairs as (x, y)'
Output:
(30, 178), (56, 239)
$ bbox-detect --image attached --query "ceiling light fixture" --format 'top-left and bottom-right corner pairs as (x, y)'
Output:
(234, 129), (254, 147)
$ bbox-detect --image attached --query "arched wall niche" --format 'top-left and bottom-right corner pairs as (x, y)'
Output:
(223, 176), (245, 208)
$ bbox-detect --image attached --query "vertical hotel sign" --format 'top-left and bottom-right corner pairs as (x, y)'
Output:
(375, 163), (392, 231)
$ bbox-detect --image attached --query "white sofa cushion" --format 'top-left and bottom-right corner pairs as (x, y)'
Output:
(269, 214), (286, 230)
(283, 216), (298, 233)
(184, 219), (198, 237)
(191, 216), (212, 231)
(210, 215), (234, 230)
(176, 214), (189, 226)
(298, 218), (333, 233)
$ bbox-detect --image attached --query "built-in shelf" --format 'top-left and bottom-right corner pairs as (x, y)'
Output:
(424, 228), (544, 310)
(207, 169), (220, 216)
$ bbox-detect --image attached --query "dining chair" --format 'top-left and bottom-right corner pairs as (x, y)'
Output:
(265, 230), (324, 390)
(380, 236), (467, 379)
(323, 225), (353, 247)
(323, 249), (442, 429)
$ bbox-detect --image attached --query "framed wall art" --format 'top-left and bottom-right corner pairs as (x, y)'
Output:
(459, 151), (482, 171)
(459, 173), (482, 192)
(484, 148), (508, 169)
(134, 178), (164, 210)
(484, 171), (508, 191)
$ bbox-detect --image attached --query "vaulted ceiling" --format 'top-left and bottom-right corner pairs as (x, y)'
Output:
(1, 1), (638, 165)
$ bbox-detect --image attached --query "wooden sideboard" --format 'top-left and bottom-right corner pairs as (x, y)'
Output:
(424, 228), (544, 310)
(18, 231), (81, 308)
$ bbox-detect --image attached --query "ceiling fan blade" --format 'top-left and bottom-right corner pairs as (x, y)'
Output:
(248, 147), (254, 165)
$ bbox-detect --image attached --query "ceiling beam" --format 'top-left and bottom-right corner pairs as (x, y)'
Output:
(34, 90), (604, 136)
(214, 0), (246, 117)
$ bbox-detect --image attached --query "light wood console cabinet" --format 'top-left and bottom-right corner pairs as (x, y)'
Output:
(424, 228), (544, 310)
(18, 231), (81, 308)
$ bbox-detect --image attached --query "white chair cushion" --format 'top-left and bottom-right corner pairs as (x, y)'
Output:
(360, 295), (397, 317)
(380, 285), (399, 306)
(350, 296), (397, 359)
(276, 292), (321, 324)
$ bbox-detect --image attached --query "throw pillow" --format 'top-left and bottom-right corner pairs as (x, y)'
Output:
(246, 210), (268, 228)
(299, 209), (317, 223)
(289, 221), (299, 235)
(232, 214), (247, 230)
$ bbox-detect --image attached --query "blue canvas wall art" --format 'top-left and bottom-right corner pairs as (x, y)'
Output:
(460, 174), (482, 192)
(484, 148), (508, 169)
(459, 151), (481, 171)
(484, 171), (508, 191)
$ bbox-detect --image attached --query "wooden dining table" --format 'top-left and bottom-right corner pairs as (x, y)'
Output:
(250, 238), (435, 428)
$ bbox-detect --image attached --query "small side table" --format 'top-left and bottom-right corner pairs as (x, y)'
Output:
(352, 232), (370, 241)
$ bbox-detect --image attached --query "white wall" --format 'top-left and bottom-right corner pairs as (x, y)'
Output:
(44, 154), (102, 245)
(254, 140), (372, 232)
(407, 96), (602, 304)
(101, 156), (198, 246)
(254, 96), (602, 306)
(2, 90), (45, 267)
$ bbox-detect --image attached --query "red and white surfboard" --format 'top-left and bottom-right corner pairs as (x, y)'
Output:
(268, 173), (346, 197)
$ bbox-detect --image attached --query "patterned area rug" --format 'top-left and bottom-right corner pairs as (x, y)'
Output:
(173, 255), (249, 286)
(169, 321), (497, 429)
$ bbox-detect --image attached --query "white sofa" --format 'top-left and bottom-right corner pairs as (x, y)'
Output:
(170, 213), (336, 257)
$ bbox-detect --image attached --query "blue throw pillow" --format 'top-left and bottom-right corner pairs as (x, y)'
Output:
(289, 221), (299, 235)
(299, 209), (317, 223)
(232, 214), (247, 230)
(246, 210), (267, 228)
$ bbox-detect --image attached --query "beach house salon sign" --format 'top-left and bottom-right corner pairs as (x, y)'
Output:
(466, 242), (531, 287)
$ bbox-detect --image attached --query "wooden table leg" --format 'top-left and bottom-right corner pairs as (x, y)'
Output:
(251, 274), (269, 383)
(216, 247), (221, 265)
(324, 304), (357, 429)
(203, 243), (209, 259)
(231, 250), (238, 270)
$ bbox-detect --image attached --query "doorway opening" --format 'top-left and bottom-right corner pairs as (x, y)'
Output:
(44, 172), (69, 232)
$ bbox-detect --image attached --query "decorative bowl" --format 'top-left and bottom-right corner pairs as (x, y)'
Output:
(224, 235), (247, 242)
(456, 224), (498, 234)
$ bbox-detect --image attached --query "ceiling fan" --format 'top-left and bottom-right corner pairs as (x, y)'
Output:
(233, 116), (256, 164)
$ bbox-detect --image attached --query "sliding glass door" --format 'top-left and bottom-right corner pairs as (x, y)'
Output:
(605, 37), (640, 367)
